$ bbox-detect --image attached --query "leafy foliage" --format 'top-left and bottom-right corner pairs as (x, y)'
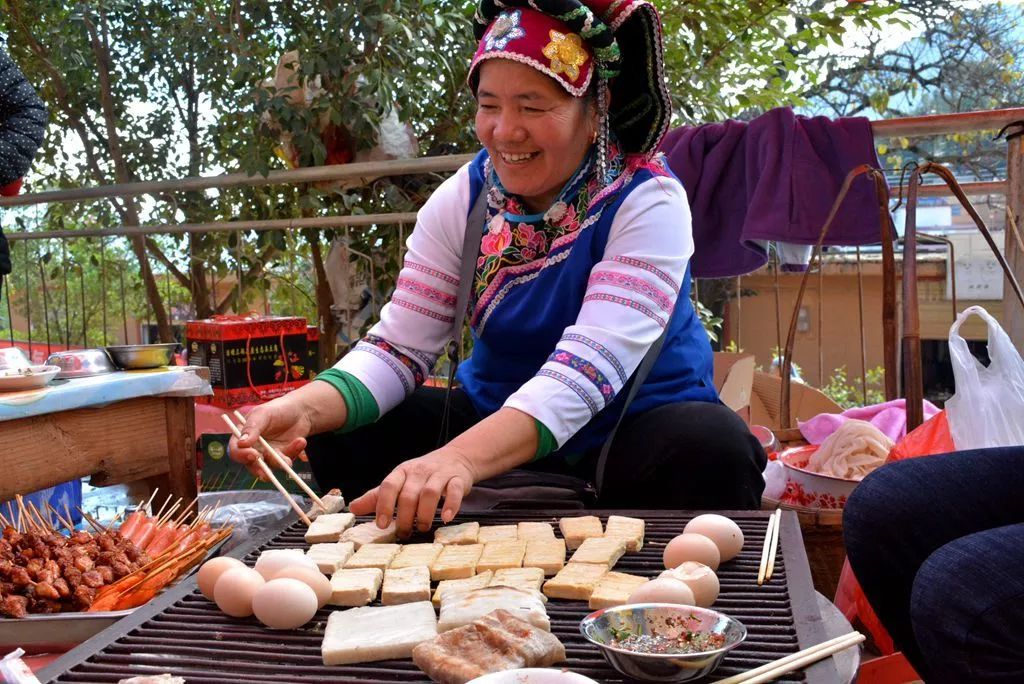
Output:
(821, 365), (887, 409)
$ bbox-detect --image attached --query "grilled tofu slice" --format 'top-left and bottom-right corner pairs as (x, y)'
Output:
(307, 488), (345, 521)
(328, 567), (383, 606)
(604, 515), (645, 552)
(412, 609), (565, 684)
(339, 521), (397, 549)
(430, 543), (484, 581)
(476, 540), (527, 573)
(523, 539), (566, 576)
(432, 571), (493, 606)
(391, 543), (444, 569)
(344, 543), (400, 571)
(489, 567), (546, 593)
(322, 601), (438, 665)
(306, 542), (355, 574)
(542, 562), (607, 601)
(558, 515), (603, 550)
(589, 571), (650, 609)
(516, 521), (557, 542)
(382, 566), (432, 605)
(569, 537), (627, 569)
(434, 522), (480, 545)
(477, 525), (518, 543)
(304, 513), (356, 544)
(438, 586), (550, 632)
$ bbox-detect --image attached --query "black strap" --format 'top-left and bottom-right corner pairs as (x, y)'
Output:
(594, 320), (671, 495)
(438, 182), (489, 446)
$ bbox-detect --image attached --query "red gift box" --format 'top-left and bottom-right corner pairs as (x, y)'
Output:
(186, 315), (309, 407)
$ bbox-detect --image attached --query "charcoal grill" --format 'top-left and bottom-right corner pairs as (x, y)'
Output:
(39, 510), (846, 683)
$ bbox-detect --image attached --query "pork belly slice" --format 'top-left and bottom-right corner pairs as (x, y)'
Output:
(412, 609), (566, 684)
(322, 601), (438, 666)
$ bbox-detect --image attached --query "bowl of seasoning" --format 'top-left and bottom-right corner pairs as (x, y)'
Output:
(579, 603), (746, 682)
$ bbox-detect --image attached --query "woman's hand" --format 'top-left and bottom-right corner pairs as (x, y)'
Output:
(229, 397), (313, 479)
(349, 445), (478, 537)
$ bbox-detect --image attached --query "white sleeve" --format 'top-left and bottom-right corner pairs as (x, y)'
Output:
(332, 163), (472, 415)
(503, 176), (693, 447)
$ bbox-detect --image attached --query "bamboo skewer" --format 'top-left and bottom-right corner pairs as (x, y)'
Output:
(757, 509), (781, 586)
(716, 632), (865, 684)
(220, 414), (311, 525)
(765, 508), (782, 582)
(231, 409), (327, 511)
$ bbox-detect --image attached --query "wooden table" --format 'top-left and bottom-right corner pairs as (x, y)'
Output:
(0, 367), (211, 514)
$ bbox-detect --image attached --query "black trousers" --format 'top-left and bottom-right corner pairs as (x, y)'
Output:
(307, 386), (767, 510)
(844, 448), (1024, 683)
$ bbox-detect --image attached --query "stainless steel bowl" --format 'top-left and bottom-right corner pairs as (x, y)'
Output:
(105, 343), (180, 370)
(0, 347), (31, 370)
(45, 349), (118, 378)
(579, 603), (747, 682)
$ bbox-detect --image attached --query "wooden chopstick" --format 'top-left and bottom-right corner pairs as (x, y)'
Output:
(765, 508), (782, 582)
(231, 409), (327, 511)
(757, 508), (780, 585)
(716, 632), (865, 684)
(220, 414), (312, 526)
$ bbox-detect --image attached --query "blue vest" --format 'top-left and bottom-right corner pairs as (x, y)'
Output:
(457, 150), (719, 456)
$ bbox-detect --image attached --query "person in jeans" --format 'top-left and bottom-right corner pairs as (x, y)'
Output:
(843, 447), (1024, 684)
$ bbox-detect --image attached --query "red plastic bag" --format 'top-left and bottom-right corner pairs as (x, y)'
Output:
(835, 410), (954, 655)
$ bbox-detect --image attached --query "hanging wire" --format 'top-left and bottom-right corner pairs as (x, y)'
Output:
(772, 250), (782, 368)
(61, 240), (70, 348)
(100, 236), (108, 346)
(36, 244), (52, 357)
(817, 252), (824, 387)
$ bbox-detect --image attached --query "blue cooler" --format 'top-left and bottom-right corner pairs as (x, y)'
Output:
(3, 480), (83, 528)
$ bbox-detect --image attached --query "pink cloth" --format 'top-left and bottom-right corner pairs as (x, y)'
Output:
(798, 399), (941, 444)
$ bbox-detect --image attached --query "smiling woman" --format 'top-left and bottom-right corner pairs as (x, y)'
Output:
(230, 0), (767, 535)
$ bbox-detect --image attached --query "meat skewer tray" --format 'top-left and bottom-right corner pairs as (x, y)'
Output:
(39, 510), (845, 684)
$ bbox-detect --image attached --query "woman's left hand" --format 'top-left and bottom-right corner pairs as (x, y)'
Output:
(349, 446), (479, 537)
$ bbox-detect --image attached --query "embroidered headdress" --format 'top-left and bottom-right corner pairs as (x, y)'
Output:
(469, 0), (671, 180)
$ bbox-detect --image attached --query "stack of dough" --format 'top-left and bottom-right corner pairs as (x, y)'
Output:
(807, 419), (893, 481)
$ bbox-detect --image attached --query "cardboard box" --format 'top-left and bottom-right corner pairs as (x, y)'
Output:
(713, 352), (755, 423)
(187, 315), (309, 407)
(749, 371), (843, 432)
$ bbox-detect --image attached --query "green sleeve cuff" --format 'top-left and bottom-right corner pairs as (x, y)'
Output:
(314, 369), (380, 434)
(533, 419), (557, 461)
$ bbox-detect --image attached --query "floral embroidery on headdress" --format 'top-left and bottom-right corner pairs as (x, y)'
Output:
(542, 30), (588, 82)
(484, 10), (527, 50)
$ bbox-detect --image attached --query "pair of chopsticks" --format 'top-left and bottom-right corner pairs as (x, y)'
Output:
(220, 411), (325, 526)
(717, 631), (866, 684)
(757, 508), (782, 585)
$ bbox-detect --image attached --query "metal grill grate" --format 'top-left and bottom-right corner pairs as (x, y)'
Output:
(41, 510), (840, 683)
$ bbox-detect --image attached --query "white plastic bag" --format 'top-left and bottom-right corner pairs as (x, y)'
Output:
(946, 305), (1024, 450)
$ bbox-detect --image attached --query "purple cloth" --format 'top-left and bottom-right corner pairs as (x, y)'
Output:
(660, 107), (888, 278)
(798, 399), (942, 444)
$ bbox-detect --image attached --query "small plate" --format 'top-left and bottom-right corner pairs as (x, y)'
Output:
(0, 365), (61, 392)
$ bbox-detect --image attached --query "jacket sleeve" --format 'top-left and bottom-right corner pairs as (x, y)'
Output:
(0, 48), (48, 187)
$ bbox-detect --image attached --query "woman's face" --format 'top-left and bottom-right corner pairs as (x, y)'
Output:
(475, 60), (595, 214)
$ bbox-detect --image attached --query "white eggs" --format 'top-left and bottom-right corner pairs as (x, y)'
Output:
(214, 566), (266, 618)
(252, 578), (319, 630)
(626, 578), (695, 606)
(660, 562), (720, 608)
(683, 514), (744, 562)
(663, 533), (721, 571)
(197, 556), (246, 600)
(254, 548), (318, 580)
(273, 566), (331, 608)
